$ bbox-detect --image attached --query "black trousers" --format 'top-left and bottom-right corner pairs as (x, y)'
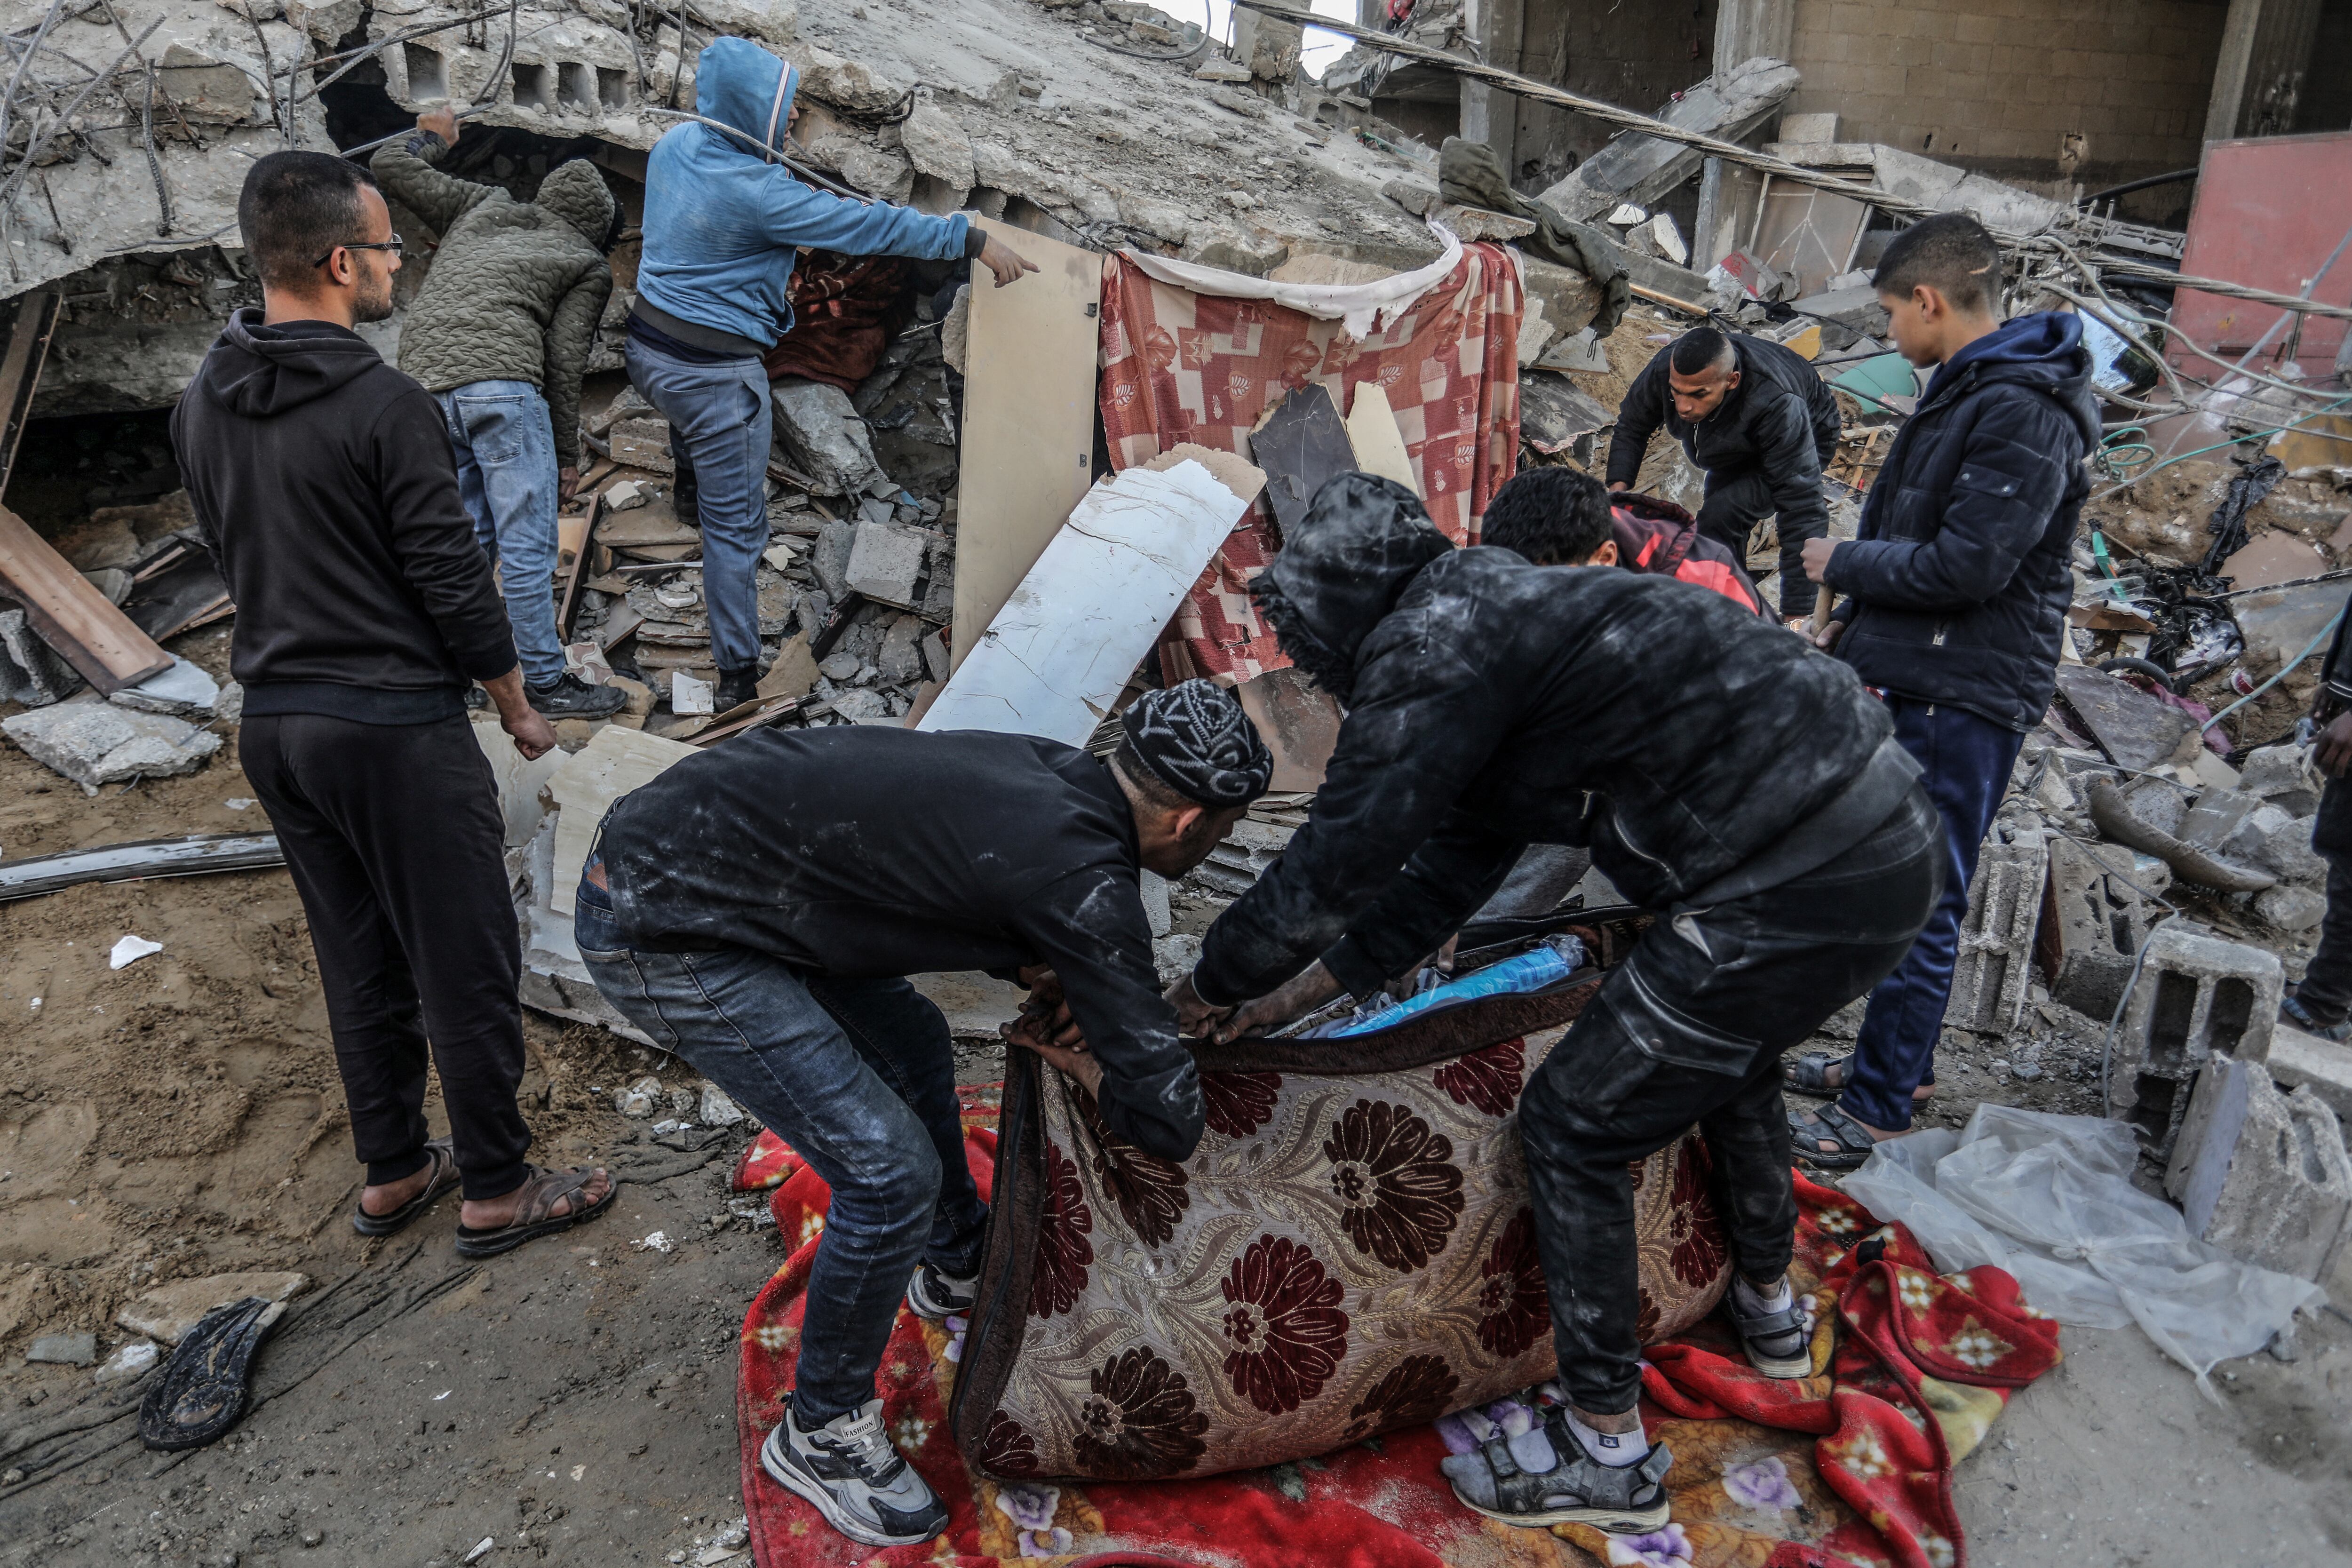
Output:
(240, 712), (532, 1201)
(1695, 467), (1784, 611)
(1518, 785), (1943, 1412)
(2294, 777), (2352, 1021)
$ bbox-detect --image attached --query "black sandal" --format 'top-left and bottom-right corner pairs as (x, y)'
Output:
(1788, 1101), (1883, 1170)
(1784, 1053), (1934, 1102)
(453, 1164), (618, 1258)
(352, 1138), (460, 1236)
(139, 1296), (286, 1451)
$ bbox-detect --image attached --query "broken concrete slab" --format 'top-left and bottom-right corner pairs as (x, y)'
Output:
(1, 700), (222, 796)
(2238, 743), (2322, 816)
(1947, 831), (2046, 1035)
(876, 613), (926, 684)
(845, 520), (930, 608)
(809, 521), (858, 601)
(2269, 1023), (2352, 1123)
(771, 378), (888, 498)
(116, 1272), (307, 1345)
(2110, 923), (2283, 1160)
(2254, 883), (2327, 932)
(608, 416), (675, 473)
(899, 99), (976, 195)
(1791, 282), (1891, 338)
(1536, 56), (1801, 225)
(2166, 1057), (2352, 1285)
(2053, 666), (2198, 772)
(108, 656), (222, 719)
(25, 1332), (96, 1367)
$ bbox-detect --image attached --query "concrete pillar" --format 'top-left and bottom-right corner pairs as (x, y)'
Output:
(1461, 0), (1525, 176)
(2205, 0), (2325, 143)
(1712, 0), (1795, 72)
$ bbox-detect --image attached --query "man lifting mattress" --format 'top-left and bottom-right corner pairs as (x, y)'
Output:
(1169, 473), (1942, 1535)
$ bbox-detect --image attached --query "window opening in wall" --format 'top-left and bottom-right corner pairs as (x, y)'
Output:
(512, 62), (552, 111)
(598, 66), (629, 111)
(405, 43), (447, 99)
(560, 62), (596, 114)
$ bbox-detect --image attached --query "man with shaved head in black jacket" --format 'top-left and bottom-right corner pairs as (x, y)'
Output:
(1167, 473), (1941, 1537)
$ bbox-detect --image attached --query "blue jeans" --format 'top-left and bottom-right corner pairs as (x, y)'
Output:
(1840, 697), (2026, 1131)
(437, 380), (565, 687)
(572, 870), (987, 1424)
(623, 338), (771, 674)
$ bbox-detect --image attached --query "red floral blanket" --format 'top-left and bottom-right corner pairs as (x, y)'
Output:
(731, 1087), (2059, 1568)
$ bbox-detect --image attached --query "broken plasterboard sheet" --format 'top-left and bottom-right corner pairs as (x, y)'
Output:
(545, 725), (700, 916)
(919, 447), (1265, 748)
(1344, 382), (1418, 494)
(951, 215), (1103, 674)
(1236, 665), (1343, 792)
(474, 717), (565, 851)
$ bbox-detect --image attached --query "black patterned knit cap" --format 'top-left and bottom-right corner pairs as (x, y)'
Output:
(1123, 679), (1274, 808)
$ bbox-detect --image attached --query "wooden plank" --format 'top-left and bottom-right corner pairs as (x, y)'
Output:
(950, 215), (1103, 674)
(556, 492), (602, 643)
(0, 292), (61, 493)
(1248, 383), (1359, 535)
(1343, 382), (1418, 494)
(0, 504), (173, 693)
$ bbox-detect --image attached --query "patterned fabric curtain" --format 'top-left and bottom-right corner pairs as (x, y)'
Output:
(1097, 244), (1524, 686)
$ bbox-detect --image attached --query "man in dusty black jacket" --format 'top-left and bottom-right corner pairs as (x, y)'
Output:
(1791, 214), (2097, 1167)
(1606, 325), (1842, 617)
(1168, 475), (1940, 1536)
(172, 151), (614, 1259)
(575, 681), (1270, 1548)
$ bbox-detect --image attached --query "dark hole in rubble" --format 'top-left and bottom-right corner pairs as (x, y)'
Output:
(4, 406), (181, 528)
(2145, 970), (2196, 1073)
(560, 62), (598, 115)
(513, 63), (554, 113)
(2206, 976), (2255, 1056)
(406, 42), (448, 100)
(598, 66), (630, 111)
(2126, 1071), (2180, 1149)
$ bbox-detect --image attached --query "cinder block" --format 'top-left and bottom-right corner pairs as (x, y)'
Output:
(2166, 1056), (2352, 1282)
(843, 519), (930, 608)
(2036, 836), (2154, 1021)
(2269, 1024), (2352, 1125)
(2111, 924), (2284, 1160)
(1948, 830), (2048, 1034)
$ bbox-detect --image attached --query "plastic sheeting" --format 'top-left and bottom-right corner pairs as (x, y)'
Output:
(1843, 1104), (2323, 1398)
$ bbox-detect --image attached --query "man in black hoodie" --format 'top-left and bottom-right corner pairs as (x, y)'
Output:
(1169, 474), (1941, 1535)
(1790, 215), (2097, 1167)
(1606, 325), (1843, 617)
(171, 151), (614, 1258)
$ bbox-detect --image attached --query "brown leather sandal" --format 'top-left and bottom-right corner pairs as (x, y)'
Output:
(453, 1164), (619, 1258)
(352, 1138), (461, 1236)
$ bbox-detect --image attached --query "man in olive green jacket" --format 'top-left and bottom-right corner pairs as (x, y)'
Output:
(373, 109), (621, 718)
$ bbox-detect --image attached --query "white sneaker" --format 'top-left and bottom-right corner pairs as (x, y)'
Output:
(759, 1398), (947, 1547)
(905, 1260), (978, 1320)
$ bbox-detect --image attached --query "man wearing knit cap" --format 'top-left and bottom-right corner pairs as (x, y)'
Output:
(571, 680), (1271, 1548)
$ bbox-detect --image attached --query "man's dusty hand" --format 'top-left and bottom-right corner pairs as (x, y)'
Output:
(1801, 536), (1838, 583)
(1005, 1010), (1104, 1096)
(2317, 710), (2352, 778)
(417, 106), (459, 147)
(1164, 970), (1232, 1038)
(977, 234), (1038, 288)
(503, 706), (557, 760)
(558, 466), (579, 504)
(1211, 960), (1344, 1044)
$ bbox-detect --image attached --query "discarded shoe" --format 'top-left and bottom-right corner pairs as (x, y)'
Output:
(527, 672), (627, 719)
(139, 1296), (286, 1451)
(1438, 1406), (1672, 1532)
(760, 1397), (948, 1547)
(905, 1260), (977, 1320)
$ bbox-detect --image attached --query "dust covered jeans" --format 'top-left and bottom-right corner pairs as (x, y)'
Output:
(1517, 786), (1942, 1412)
(572, 871), (987, 1424)
(436, 379), (565, 687)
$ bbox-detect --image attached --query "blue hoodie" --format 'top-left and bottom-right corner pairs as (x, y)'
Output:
(1826, 309), (2100, 730)
(636, 38), (972, 348)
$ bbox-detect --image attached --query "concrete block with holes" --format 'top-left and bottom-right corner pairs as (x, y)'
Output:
(2164, 1054), (2352, 1285)
(1946, 829), (2048, 1034)
(2035, 835), (2155, 1021)
(2108, 923), (2282, 1162)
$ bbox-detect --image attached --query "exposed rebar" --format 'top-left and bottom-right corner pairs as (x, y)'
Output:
(139, 58), (168, 235)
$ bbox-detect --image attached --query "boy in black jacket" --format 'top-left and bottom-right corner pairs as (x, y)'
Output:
(1792, 214), (2099, 1164)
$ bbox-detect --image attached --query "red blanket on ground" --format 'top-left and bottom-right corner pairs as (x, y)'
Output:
(731, 1088), (2058, 1568)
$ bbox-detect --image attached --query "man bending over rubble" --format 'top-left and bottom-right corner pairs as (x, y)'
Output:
(1167, 474), (1940, 1536)
(173, 151), (615, 1260)
(628, 35), (1037, 712)
(572, 681), (1270, 1546)
(371, 107), (624, 720)
(1605, 324), (1841, 619)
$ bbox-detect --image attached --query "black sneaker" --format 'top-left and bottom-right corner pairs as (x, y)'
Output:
(759, 1397), (947, 1547)
(1439, 1406), (1671, 1533)
(906, 1261), (977, 1320)
(527, 673), (627, 719)
(715, 666), (761, 712)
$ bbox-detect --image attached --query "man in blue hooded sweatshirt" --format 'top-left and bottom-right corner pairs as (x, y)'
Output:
(1789, 213), (2098, 1164)
(629, 37), (1035, 709)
